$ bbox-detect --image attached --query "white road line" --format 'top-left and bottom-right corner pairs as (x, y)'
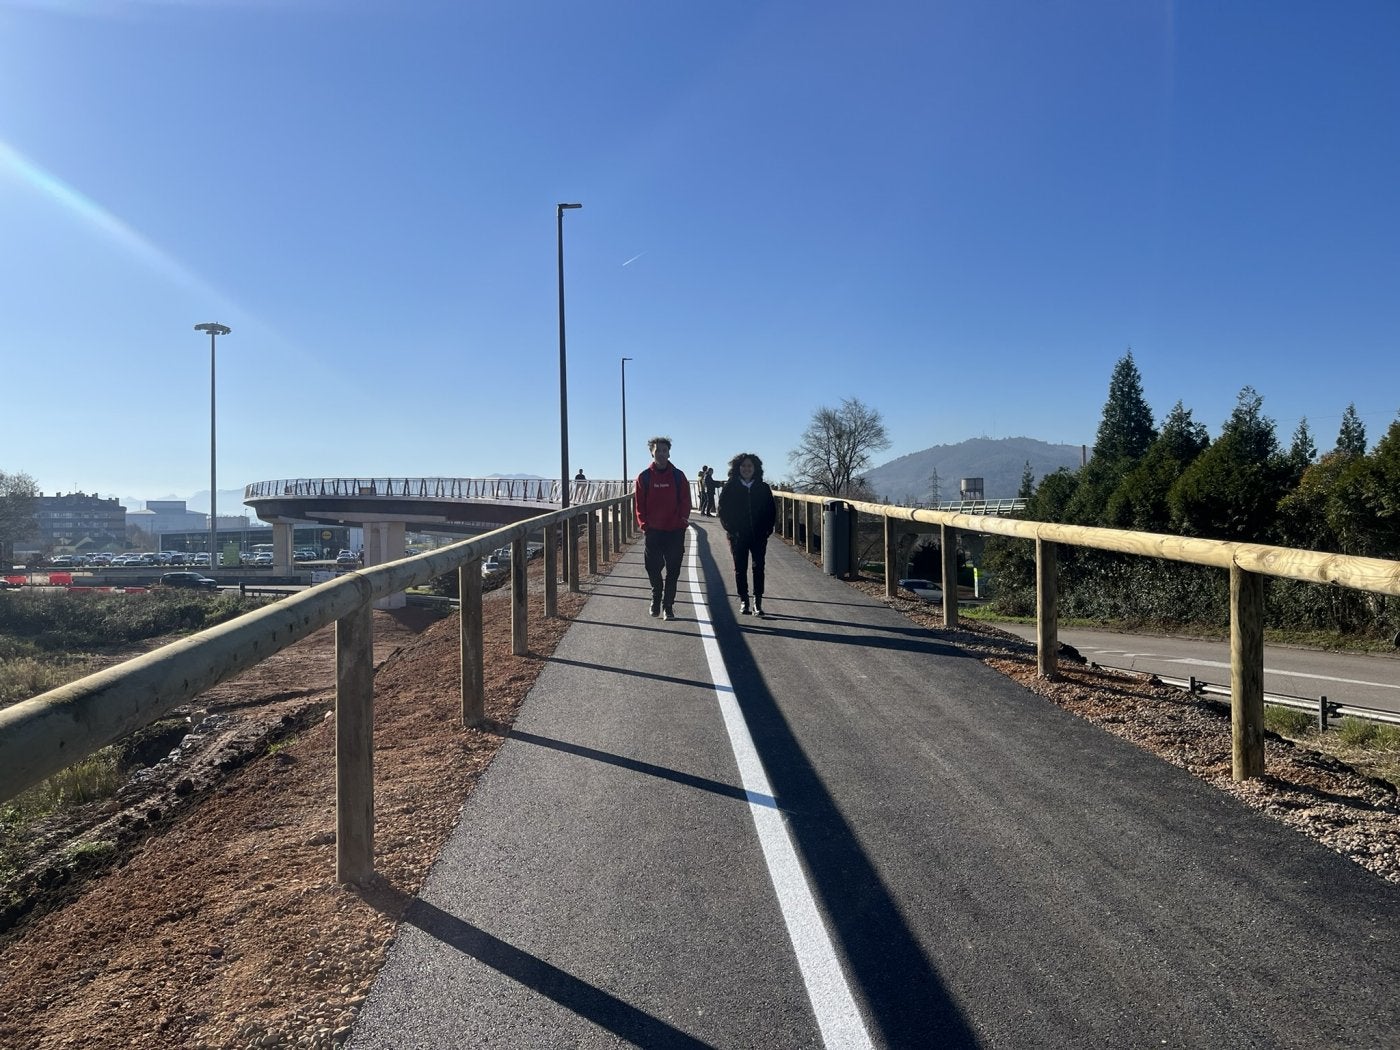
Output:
(685, 534), (873, 1050)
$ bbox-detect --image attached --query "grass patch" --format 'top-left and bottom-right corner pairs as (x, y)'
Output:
(1265, 706), (1316, 737)
(1257, 711), (1400, 791)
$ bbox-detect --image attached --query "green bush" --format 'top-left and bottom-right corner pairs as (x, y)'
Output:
(0, 589), (266, 652)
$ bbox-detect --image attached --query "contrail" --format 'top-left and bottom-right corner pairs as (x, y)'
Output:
(622, 252), (646, 267)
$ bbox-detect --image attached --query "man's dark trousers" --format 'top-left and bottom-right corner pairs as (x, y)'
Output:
(644, 527), (686, 610)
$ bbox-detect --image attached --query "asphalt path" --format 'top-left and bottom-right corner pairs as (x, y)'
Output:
(994, 623), (1400, 717)
(351, 518), (1400, 1049)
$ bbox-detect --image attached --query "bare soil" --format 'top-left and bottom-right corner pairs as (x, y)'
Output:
(1, 556), (1397, 1050)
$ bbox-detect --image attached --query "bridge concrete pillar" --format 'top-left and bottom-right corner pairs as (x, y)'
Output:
(272, 522), (294, 574)
(366, 521), (407, 609)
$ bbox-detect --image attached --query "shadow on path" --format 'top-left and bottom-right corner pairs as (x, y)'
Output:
(695, 527), (983, 1049)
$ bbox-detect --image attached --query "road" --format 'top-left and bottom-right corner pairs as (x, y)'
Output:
(994, 622), (1400, 717)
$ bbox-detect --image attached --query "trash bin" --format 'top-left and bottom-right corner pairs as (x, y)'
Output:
(822, 500), (851, 577)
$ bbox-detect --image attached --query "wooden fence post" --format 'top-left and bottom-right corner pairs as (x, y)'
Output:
(601, 505), (611, 562)
(1036, 538), (1058, 679)
(1230, 565), (1266, 780)
(568, 517), (581, 593)
(884, 515), (897, 598)
(804, 501), (814, 556)
(459, 557), (484, 727)
(512, 535), (528, 656)
(544, 524), (558, 618)
(942, 524), (959, 630)
(335, 601), (375, 884)
(587, 512), (598, 576)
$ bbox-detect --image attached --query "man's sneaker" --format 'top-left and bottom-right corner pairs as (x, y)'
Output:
(754, 598), (764, 616)
(739, 598), (752, 615)
(662, 607), (676, 621)
(649, 599), (661, 617)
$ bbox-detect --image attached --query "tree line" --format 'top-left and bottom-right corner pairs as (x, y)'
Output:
(985, 353), (1400, 636)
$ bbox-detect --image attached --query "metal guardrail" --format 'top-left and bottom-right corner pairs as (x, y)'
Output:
(1086, 660), (1400, 730)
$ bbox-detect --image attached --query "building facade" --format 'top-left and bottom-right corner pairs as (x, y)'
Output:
(28, 492), (127, 551)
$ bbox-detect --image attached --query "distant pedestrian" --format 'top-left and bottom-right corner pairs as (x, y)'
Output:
(717, 451), (776, 616)
(701, 465), (717, 516)
(634, 437), (691, 621)
(573, 468), (587, 502)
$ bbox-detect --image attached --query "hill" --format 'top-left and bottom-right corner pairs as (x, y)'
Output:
(861, 437), (1085, 503)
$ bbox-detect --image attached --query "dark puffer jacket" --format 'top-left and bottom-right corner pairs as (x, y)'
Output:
(718, 475), (777, 541)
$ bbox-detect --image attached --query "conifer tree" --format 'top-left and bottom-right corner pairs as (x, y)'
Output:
(1335, 403), (1367, 456)
(1092, 351), (1157, 462)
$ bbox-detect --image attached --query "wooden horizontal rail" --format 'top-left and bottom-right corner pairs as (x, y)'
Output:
(776, 491), (1400, 782)
(0, 497), (632, 809)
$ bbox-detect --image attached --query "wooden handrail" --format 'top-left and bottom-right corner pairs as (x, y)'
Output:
(0, 496), (636, 882)
(775, 491), (1400, 782)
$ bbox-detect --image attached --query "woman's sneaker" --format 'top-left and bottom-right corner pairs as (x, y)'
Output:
(739, 598), (752, 615)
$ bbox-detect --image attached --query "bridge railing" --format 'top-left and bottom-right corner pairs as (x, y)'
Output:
(774, 491), (1400, 782)
(0, 495), (636, 884)
(245, 477), (634, 503)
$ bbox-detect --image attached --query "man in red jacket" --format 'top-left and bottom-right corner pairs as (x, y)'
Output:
(634, 436), (692, 621)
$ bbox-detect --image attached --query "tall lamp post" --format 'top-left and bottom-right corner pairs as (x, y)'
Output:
(557, 202), (581, 509)
(621, 356), (633, 483)
(194, 323), (231, 566)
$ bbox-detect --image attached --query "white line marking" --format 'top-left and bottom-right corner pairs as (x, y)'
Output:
(685, 532), (873, 1049)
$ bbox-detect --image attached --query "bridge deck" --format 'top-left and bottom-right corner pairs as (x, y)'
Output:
(351, 518), (1400, 1049)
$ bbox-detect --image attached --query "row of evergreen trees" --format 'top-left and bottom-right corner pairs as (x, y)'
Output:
(985, 354), (1399, 636)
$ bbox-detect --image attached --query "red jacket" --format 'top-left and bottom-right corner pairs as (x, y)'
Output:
(634, 463), (692, 532)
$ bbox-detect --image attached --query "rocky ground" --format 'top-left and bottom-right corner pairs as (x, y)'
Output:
(0, 550), (1396, 1049)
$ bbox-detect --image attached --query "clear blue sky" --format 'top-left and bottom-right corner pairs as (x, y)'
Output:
(2, 0), (1396, 508)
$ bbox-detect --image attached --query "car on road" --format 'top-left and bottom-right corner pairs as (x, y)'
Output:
(159, 572), (220, 591)
(898, 578), (943, 602)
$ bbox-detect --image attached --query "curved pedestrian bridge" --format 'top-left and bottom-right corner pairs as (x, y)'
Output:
(242, 477), (633, 600)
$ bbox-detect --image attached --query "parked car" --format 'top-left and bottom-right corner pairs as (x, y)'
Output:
(898, 578), (942, 602)
(159, 572), (220, 591)
(253, 552), (274, 566)
(336, 551), (359, 568)
(481, 558), (504, 575)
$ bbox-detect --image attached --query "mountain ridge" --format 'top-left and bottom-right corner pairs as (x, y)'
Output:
(861, 436), (1085, 503)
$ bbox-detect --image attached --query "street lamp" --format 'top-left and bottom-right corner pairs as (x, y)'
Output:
(621, 356), (633, 483)
(557, 202), (581, 509)
(194, 322), (230, 566)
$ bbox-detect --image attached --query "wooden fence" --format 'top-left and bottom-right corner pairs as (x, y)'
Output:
(8, 486), (1397, 884)
(0, 496), (635, 884)
(775, 491), (1400, 783)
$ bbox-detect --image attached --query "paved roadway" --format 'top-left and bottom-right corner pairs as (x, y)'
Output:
(350, 518), (1400, 1049)
(994, 623), (1400, 717)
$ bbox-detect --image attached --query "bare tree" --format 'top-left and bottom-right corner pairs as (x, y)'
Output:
(789, 397), (891, 496)
(0, 470), (39, 569)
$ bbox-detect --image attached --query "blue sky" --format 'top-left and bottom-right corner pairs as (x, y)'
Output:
(1, 0), (1396, 508)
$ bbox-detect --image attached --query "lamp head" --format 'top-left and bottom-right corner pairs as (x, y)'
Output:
(194, 322), (231, 336)
(558, 202), (582, 212)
